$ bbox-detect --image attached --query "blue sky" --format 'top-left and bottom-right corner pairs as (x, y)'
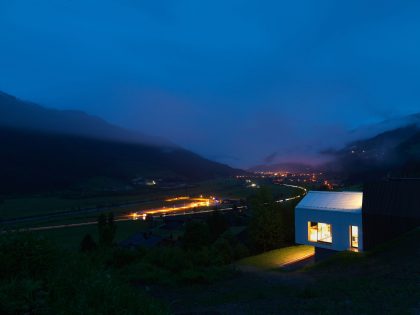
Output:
(1, 0), (419, 167)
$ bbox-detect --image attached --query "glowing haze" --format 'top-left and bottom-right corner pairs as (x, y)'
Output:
(1, 1), (419, 167)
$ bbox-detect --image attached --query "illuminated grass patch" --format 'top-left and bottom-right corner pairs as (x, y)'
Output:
(238, 245), (314, 270)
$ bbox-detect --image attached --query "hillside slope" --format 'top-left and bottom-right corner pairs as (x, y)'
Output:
(0, 91), (167, 145)
(0, 127), (241, 193)
(0, 91), (242, 193)
(327, 124), (420, 182)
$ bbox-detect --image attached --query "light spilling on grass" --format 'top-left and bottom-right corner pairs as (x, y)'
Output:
(238, 245), (315, 270)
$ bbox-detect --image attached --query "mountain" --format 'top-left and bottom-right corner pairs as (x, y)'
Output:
(0, 91), (168, 146)
(248, 162), (317, 173)
(326, 123), (420, 183)
(347, 112), (420, 141)
(0, 91), (242, 193)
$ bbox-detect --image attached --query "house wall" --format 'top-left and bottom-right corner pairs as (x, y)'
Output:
(295, 207), (363, 251)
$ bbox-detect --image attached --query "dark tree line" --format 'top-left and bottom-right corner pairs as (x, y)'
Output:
(248, 186), (297, 252)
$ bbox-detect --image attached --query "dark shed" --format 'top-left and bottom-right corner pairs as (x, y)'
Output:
(362, 178), (420, 250)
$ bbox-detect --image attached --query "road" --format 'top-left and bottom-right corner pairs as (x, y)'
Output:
(9, 205), (247, 232)
(2, 184), (304, 233)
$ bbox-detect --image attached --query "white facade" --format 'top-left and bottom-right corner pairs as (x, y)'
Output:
(295, 191), (364, 251)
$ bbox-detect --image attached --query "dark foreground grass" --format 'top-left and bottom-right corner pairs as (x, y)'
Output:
(0, 233), (168, 315)
(156, 228), (420, 314)
(31, 220), (149, 250)
(298, 228), (420, 314)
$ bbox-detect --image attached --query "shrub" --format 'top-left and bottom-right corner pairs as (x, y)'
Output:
(48, 256), (167, 314)
(97, 212), (117, 246)
(181, 220), (211, 250)
(0, 232), (58, 280)
(0, 233), (167, 314)
(0, 278), (47, 315)
(145, 247), (192, 272)
(80, 233), (97, 253)
(107, 247), (144, 268)
(206, 210), (229, 242)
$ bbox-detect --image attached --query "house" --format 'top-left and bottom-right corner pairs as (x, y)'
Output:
(295, 179), (420, 254)
(362, 179), (420, 250)
(295, 191), (363, 252)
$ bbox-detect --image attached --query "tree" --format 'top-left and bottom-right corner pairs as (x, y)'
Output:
(80, 233), (96, 252)
(181, 220), (211, 251)
(248, 186), (285, 252)
(97, 212), (117, 246)
(206, 210), (229, 242)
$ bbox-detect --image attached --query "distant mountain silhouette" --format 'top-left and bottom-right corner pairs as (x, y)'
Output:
(326, 123), (420, 183)
(248, 162), (317, 173)
(347, 112), (420, 141)
(0, 91), (242, 193)
(0, 91), (169, 145)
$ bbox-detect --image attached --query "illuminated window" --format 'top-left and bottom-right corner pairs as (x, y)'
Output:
(308, 222), (318, 242)
(350, 226), (359, 248)
(308, 222), (332, 244)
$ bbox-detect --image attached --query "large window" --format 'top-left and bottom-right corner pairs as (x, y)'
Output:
(308, 222), (332, 243)
(350, 225), (359, 248)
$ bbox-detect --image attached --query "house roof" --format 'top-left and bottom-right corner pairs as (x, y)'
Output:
(296, 191), (363, 213)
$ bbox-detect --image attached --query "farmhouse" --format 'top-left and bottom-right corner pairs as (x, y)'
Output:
(295, 191), (363, 251)
(295, 179), (420, 253)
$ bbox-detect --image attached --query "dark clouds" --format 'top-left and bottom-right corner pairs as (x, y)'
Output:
(1, 0), (419, 167)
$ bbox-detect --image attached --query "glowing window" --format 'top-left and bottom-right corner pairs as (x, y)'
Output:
(351, 226), (359, 248)
(308, 222), (332, 244)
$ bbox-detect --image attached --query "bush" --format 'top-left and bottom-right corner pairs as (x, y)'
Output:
(119, 261), (172, 285)
(48, 256), (167, 314)
(248, 186), (296, 252)
(97, 212), (117, 246)
(0, 278), (47, 315)
(0, 232), (58, 280)
(80, 233), (97, 253)
(206, 210), (229, 242)
(0, 233), (167, 315)
(145, 247), (192, 272)
(181, 220), (211, 250)
(107, 247), (145, 268)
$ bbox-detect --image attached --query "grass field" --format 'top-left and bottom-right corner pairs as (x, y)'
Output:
(0, 178), (300, 221)
(238, 245), (314, 270)
(33, 220), (149, 250)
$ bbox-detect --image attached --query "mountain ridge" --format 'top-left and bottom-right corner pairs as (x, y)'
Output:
(0, 90), (170, 146)
(0, 91), (243, 193)
(326, 123), (420, 183)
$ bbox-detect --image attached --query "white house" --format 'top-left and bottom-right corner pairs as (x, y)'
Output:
(295, 191), (363, 252)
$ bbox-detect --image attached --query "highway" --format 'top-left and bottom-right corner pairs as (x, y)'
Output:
(9, 205), (248, 233)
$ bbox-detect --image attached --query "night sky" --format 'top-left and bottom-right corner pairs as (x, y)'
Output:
(1, 1), (419, 167)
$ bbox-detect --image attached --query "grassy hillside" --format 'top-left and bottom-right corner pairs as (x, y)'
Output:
(157, 228), (420, 314)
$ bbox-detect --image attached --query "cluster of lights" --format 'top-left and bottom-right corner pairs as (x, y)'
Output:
(130, 195), (218, 220)
(323, 180), (333, 190)
(276, 184), (307, 203)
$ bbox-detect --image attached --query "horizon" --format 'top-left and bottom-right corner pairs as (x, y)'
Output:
(1, 1), (420, 167)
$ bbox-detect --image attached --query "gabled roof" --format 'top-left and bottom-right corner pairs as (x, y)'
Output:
(296, 191), (363, 213)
